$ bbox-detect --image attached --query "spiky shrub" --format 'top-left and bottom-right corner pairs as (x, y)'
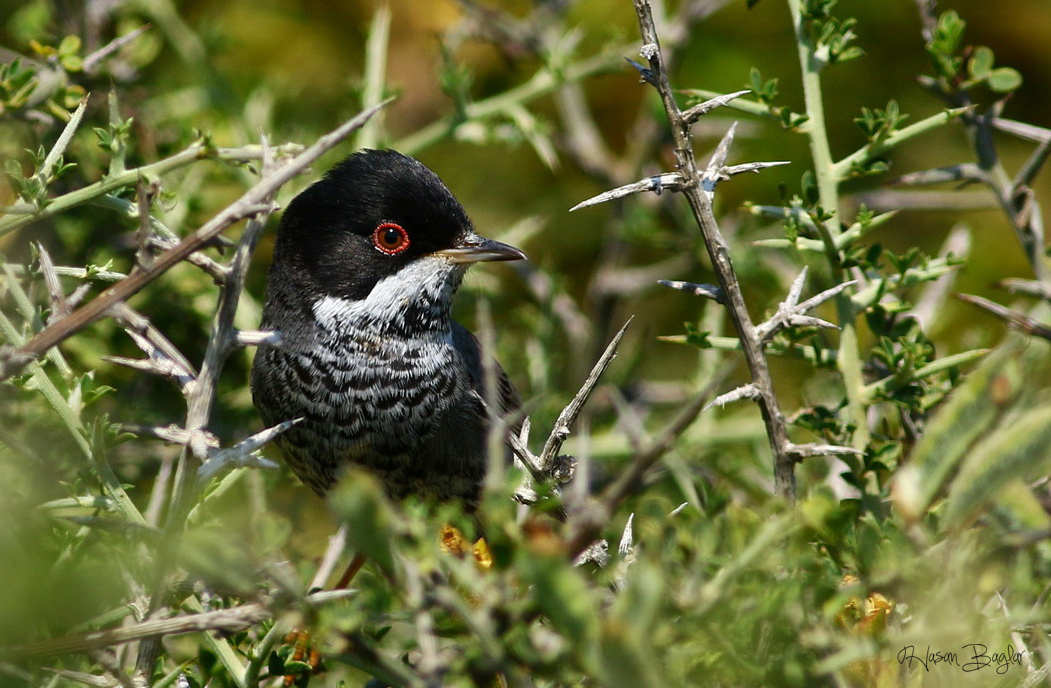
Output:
(2, 1), (1050, 687)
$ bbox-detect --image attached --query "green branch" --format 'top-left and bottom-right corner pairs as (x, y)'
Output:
(786, 0), (870, 451)
(831, 107), (971, 181)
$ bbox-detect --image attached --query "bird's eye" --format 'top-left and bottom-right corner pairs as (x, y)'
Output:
(372, 222), (410, 255)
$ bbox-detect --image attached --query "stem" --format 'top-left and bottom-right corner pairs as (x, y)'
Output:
(785, 0), (871, 450)
(357, 5), (391, 150)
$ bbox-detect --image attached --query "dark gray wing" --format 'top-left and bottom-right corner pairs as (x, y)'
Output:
(451, 321), (521, 425)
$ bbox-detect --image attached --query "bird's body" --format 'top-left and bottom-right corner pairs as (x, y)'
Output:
(251, 150), (522, 501)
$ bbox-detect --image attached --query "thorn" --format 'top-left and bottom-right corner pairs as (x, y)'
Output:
(197, 419), (301, 480)
(507, 425), (544, 483)
(785, 314), (838, 330)
(35, 243), (70, 323)
(618, 513), (635, 558)
(709, 123), (738, 168)
(570, 173), (683, 211)
(110, 305), (197, 390)
(120, 423), (219, 449)
(892, 163), (984, 186)
(786, 266), (809, 306)
(955, 293), (1051, 341)
(39, 96), (90, 181)
(756, 273), (857, 343)
(82, 24), (152, 74)
(797, 279), (856, 310)
(701, 123), (739, 198)
(103, 354), (183, 379)
(65, 283), (91, 311)
(681, 89), (751, 124)
(624, 57), (657, 86)
(658, 279), (724, 303)
(786, 442), (862, 459)
(997, 278), (1051, 300)
(705, 383), (759, 411)
(719, 161), (791, 177)
(538, 318), (632, 469)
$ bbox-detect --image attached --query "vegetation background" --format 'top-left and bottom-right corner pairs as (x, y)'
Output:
(2, 0), (1051, 686)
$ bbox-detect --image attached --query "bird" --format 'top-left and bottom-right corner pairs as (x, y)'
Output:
(250, 149), (525, 504)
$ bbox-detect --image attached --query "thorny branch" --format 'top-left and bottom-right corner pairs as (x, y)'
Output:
(537, 318), (632, 472)
(625, 0), (797, 498)
(567, 2), (852, 509)
(509, 321), (630, 518)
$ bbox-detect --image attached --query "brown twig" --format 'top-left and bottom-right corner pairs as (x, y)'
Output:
(0, 99), (393, 382)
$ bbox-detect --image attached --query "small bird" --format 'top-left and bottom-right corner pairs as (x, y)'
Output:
(251, 149), (524, 503)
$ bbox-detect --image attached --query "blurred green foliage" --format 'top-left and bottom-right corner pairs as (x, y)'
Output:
(2, 1), (1051, 687)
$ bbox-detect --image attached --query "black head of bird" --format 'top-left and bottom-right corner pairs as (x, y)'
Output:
(251, 149), (524, 501)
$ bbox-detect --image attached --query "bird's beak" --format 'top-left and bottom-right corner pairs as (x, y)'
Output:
(434, 234), (527, 264)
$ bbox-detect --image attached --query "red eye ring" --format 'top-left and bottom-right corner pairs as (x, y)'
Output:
(372, 222), (410, 255)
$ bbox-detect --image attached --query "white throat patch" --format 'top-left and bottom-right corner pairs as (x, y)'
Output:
(312, 256), (463, 331)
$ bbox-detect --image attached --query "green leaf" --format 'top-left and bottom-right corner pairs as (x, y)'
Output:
(683, 322), (712, 349)
(968, 46), (994, 79)
(60, 54), (83, 72)
(748, 67), (763, 95)
(57, 34), (81, 56)
(933, 10), (965, 55)
(987, 67), (1022, 92)
(836, 46), (865, 63)
(3, 158), (24, 180)
(925, 10), (966, 81)
(747, 67), (778, 105)
(801, 170), (819, 207)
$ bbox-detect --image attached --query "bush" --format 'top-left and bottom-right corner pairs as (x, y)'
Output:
(2, 1), (1050, 686)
